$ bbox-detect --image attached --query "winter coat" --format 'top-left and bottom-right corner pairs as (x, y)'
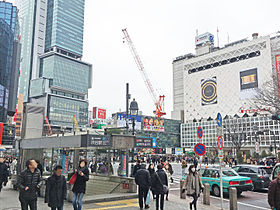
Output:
(18, 168), (42, 200)
(45, 174), (67, 208)
(151, 169), (168, 195)
(268, 178), (280, 210)
(135, 167), (151, 189)
(183, 172), (203, 197)
(132, 164), (141, 177)
(72, 166), (89, 194)
(0, 162), (8, 183)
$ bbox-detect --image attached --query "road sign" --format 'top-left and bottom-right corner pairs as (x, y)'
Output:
(194, 143), (206, 156)
(197, 126), (203, 139)
(217, 113), (222, 127)
(217, 126), (223, 137)
(217, 136), (223, 150)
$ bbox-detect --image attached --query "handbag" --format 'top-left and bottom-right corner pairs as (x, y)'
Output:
(156, 172), (169, 194)
(69, 172), (77, 185)
(145, 189), (151, 205)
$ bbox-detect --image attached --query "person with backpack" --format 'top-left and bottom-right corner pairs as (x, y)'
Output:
(0, 157), (8, 193)
(45, 165), (67, 210)
(151, 164), (168, 210)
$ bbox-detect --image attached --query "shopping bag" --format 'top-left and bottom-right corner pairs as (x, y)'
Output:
(69, 172), (77, 185)
(145, 190), (151, 205)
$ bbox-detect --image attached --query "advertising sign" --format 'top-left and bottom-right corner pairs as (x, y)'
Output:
(275, 55), (280, 98)
(0, 123), (3, 145)
(116, 113), (141, 130)
(135, 137), (153, 148)
(0, 85), (4, 107)
(175, 147), (183, 155)
(143, 117), (164, 132)
(153, 137), (157, 148)
(81, 135), (111, 147)
(195, 32), (214, 46)
(93, 107), (107, 119)
(201, 77), (217, 106)
(240, 68), (258, 99)
(166, 147), (172, 154)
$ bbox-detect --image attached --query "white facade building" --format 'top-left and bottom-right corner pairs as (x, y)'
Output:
(173, 32), (280, 152)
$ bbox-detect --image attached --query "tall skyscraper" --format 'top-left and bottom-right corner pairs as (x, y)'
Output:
(0, 1), (21, 123)
(19, 0), (92, 128)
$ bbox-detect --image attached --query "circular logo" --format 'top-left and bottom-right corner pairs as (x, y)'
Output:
(201, 80), (217, 104)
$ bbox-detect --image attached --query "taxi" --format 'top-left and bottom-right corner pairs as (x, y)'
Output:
(199, 167), (253, 197)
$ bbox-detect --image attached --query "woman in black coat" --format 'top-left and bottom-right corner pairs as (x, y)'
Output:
(72, 159), (89, 210)
(45, 165), (67, 210)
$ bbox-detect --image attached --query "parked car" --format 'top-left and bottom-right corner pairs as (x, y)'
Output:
(232, 165), (272, 190)
(271, 163), (280, 180)
(199, 167), (252, 197)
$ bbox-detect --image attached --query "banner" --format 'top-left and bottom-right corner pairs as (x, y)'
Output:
(0, 123), (3, 145)
(116, 113), (141, 130)
(143, 117), (164, 132)
(275, 55), (280, 98)
(73, 115), (79, 133)
(201, 77), (217, 106)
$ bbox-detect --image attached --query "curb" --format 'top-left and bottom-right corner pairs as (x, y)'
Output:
(77, 194), (138, 204)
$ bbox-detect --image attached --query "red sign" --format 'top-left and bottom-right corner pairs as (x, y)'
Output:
(197, 126), (203, 139)
(194, 143), (206, 156)
(0, 123), (3, 145)
(275, 55), (280, 98)
(93, 107), (106, 119)
(217, 136), (223, 150)
(98, 109), (106, 119)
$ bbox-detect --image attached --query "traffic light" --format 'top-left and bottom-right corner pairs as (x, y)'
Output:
(272, 113), (280, 120)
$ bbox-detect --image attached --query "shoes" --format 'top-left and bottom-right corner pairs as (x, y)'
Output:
(189, 203), (192, 210)
(145, 205), (150, 209)
(166, 197), (168, 201)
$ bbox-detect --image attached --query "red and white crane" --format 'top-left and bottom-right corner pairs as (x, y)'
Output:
(122, 28), (166, 118)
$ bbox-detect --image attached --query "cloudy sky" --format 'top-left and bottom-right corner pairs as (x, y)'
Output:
(82, 0), (279, 118)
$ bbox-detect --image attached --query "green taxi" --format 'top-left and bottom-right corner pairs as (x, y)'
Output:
(199, 167), (253, 197)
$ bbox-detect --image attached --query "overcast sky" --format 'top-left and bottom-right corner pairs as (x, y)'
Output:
(82, 0), (279, 118)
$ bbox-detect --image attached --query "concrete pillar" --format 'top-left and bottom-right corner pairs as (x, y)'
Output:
(180, 180), (186, 199)
(203, 183), (210, 205)
(229, 187), (238, 210)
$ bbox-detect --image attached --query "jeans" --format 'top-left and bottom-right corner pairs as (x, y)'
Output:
(190, 194), (198, 210)
(51, 207), (63, 210)
(156, 194), (164, 210)
(19, 197), (37, 210)
(72, 192), (84, 210)
(138, 187), (149, 209)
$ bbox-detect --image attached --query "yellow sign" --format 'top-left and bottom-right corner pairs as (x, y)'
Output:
(73, 115), (79, 133)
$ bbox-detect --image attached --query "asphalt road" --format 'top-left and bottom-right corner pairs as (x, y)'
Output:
(169, 163), (270, 210)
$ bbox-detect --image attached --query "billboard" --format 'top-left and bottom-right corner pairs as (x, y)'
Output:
(195, 32), (214, 46)
(0, 85), (4, 107)
(143, 117), (164, 132)
(135, 137), (153, 148)
(240, 68), (258, 99)
(201, 77), (217, 106)
(93, 107), (106, 119)
(175, 147), (183, 155)
(275, 55), (280, 98)
(116, 113), (141, 130)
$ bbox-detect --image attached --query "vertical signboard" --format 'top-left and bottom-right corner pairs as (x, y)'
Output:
(0, 123), (3, 145)
(275, 55), (280, 98)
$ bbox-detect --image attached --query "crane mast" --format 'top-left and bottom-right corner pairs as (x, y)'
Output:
(122, 28), (166, 118)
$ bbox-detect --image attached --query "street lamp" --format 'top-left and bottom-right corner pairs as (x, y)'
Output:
(129, 99), (139, 136)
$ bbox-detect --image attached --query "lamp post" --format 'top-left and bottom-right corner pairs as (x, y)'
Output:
(129, 98), (139, 136)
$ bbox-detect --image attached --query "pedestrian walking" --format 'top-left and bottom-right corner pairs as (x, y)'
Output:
(45, 165), (67, 210)
(148, 163), (156, 200)
(71, 159), (89, 210)
(132, 160), (141, 177)
(135, 163), (151, 209)
(151, 164), (168, 210)
(182, 165), (204, 210)
(18, 159), (42, 210)
(268, 170), (280, 210)
(0, 157), (8, 193)
(181, 160), (187, 177)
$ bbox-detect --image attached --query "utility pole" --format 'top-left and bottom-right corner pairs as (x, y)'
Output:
(125, 83), (130, 177)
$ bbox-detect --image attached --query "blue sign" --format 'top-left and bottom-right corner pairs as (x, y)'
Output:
(217, 113), (222, 127)
(197, 126), (203, 139)
(153, 137), (157, 148)
(194, 143), (206, 156)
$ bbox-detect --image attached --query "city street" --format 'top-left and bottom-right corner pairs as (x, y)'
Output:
(0, 163), (271, 210)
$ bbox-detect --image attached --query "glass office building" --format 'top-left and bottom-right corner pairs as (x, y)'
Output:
(45, 0), (85, 56)
(0, 1), (20, 122)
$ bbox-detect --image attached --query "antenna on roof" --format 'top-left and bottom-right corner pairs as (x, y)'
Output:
(217, 27), (220, 47)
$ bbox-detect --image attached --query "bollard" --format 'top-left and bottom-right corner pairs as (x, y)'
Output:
(229, 187), (238, 210)
(203, 183), (210, 205)
(180, 180), (186, 199)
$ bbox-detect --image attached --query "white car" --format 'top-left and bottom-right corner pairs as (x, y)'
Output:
(271, 163), (280, 180)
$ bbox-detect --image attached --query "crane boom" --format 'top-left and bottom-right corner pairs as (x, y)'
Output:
(122, 28), (166, 118)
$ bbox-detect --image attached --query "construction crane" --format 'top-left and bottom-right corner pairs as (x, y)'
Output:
(122, 28), (166, 118)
